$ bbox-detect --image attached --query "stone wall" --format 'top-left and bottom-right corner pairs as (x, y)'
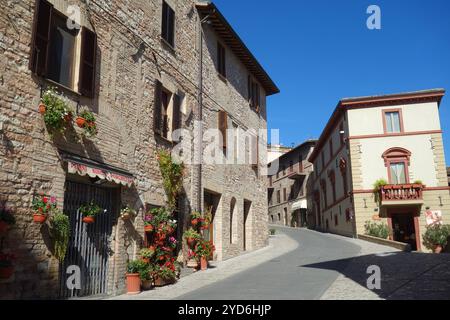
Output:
(0, 0), (270, 298)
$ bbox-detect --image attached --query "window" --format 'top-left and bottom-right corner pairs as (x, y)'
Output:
(328, 170), (336, 203)
(248, 76), (260, 112)
(277, 190), (281, 204)
(334, 214), (338, 226)
(278, 213), (281, 221)
(389, 162), (407, 184)
(283, 188), (287, 202)
(289, 160), (293, 173)
(339, 123), (345, 146)
(230, 198), (237, 244)
(321, 152), (325, 170)
(382, 147), (411, 185)
(329, 140), (333, 157)
(30, 0), (97, 97)
(282, 165), (286, 176)
(153, 80), (181, 140)
(384, 110), (403, 133)
(271, 215), (274, 223)
(217, 42), (226, 78)
(161, 1), (175, 47)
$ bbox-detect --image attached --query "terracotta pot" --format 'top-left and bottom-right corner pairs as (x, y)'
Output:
(0, 266), (14, 279)
(0, 221), (10, 233)
(38, 103), (46, 114)
(200, 256), (208, 271)
(76, 117), (86, 128)
(433, 245), (443, 254)
(141, 280), (153, 291)
(33, 214), (47, 224)
(82, 216), (95, 224)
(187, 237), (197, 248)
(126, 273), (141, 294)
(144, 225), (154, 232)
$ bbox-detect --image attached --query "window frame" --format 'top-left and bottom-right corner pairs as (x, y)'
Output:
(161, 0), (175, 49)
(382, 109), (404, 134)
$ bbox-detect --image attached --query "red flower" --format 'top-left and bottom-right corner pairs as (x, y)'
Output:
(43, 197), (48, 204)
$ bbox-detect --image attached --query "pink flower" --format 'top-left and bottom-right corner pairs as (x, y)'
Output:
(50, 197), (56, 203)
(169, 237), (177, 244)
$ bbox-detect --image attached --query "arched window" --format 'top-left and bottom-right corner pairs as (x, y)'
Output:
(382, 148), (411, 185)
(230, 197), (237, 244)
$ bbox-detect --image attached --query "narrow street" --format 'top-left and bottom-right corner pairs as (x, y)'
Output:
(177, 227), (362, 300)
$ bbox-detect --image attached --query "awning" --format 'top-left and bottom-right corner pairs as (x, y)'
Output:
(62, 152), (134, 187)
(291, 199), (307, 210)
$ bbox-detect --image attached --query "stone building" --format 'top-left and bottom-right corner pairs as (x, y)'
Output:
(268, 140), (316, 227)
(307, 89), (450, 252)
(0, 0), (278, 298)
(267, 144), (292, 163)
(447, 167), (450, 187)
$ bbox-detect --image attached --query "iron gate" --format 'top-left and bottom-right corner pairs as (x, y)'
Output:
(60, 181), (119, 298)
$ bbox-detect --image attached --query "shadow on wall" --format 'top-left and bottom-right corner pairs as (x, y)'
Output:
(301, 251), (450, 300)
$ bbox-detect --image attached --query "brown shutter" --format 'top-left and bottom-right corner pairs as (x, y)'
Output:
(153, 80), (163, 135)
(256, 84), (260, 113)
(172, 93), (181, 131)
(252, 135), (259, 169)
(79, 27), (97, 98)
(218, 110), (228, 150)
(29, 0), (53, 76)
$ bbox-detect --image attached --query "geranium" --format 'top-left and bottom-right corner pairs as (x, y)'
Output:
(32, 195), (57, 215)
(193, 239), (215, 259)
(169, 236), (177, 248)
(144, 214), (154, 226)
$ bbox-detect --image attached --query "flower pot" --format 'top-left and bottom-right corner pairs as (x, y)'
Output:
(33, 214), (47, 224)
(0, 266), (14, 279)
(144, 225), (154, 232)
(187, 237), (197, 248)
(433, 245), (443, 254)
(0, 221), (10, 233)
(76, 117), (86, 128)
(126, 273), (141, 294)
(38, 103), (46, 114)
(141, 280), (153, 291)
(154, 276), (174, 287)
(82, 216), (95, 224)
(200, 256), (208, 271)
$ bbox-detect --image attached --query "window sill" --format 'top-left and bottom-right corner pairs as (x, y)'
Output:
(42, 77), (82, 98)
(160, 37), (176, 54)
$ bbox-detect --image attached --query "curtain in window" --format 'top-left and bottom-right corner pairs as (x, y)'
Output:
(385, 112), (401, 133)
(390, 162), (406, 184)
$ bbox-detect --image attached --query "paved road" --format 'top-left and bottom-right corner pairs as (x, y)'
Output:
(176, 227), (362, 300)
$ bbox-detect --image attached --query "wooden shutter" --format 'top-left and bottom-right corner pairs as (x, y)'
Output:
(172, 93), (181, 132)
(218, 110), (228, 151)
(79, 27), (97, 98)
(153, 80), (163, 135)
(168, 6), (175, 47)
(252, 135), (259, 169)
(255, 84), (260, 113)
(29, 0), (53, 76)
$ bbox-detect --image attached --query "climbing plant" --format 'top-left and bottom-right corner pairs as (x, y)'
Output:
(157, 149), (184, 211)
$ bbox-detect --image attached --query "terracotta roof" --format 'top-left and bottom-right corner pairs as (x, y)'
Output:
(308, 89), (446, 163)
(196, 1), (279, 96)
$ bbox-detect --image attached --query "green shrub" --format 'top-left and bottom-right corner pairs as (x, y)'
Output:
(423, 224), (450, 250)
(364, 221), (390, 239)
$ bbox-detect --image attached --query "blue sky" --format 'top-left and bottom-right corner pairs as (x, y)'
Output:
(213, 0), (450, 164)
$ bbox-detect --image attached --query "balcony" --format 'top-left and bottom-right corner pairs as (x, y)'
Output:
(288, 165), (307, 180)
(379, 184), (424, 206)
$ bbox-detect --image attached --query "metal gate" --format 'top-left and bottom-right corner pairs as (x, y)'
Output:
(60, 181), (119, 298)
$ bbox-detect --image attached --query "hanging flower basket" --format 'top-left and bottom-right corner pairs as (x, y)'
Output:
(33, 214), (47, 224)
(79, 200), (101, 224)
(144, 225), (154, 232)
(82, 216), (95, 224)
(76, 117), (86, 128)
(38, 103), (46, 114)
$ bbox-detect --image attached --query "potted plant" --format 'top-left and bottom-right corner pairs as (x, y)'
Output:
(153, 261), (177, 287)
(144, 213), (155, 232)
(373, 178), (388, 204)
(140, 264), (154, 291)
(120, 205), (135, 221)
(0, 206), (16, 233)
(76, 109), (98, 137)
(50, 210), (70, 262)
(183, 228), (201, 248)
(32, 195), (57, 223)
(364, 220), (390, 239)
(194, 239), (215, 271)
(139, 247), (155, 264)
(40, 87), (73, 134)
(126, 260), (145, 295)
(423, 224), (450, 253)
(412, 180), (424, 188)
(0, 253), (15, 279)
(191, 211), (202, 227)
(79, 200), (101, 224)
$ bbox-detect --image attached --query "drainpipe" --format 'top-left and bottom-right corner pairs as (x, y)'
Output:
(194, 11), (213, 213)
